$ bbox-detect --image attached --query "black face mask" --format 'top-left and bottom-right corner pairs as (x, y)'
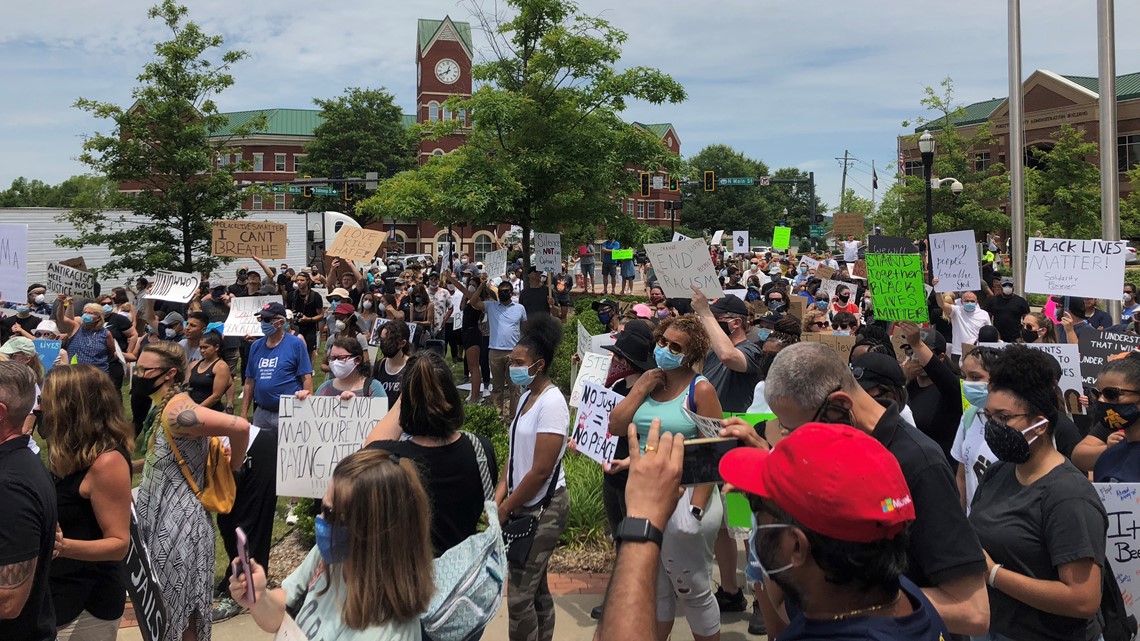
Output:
(380, 339), (402, 358)
(983, 419), (1039, 464)
(1021, 328), (1040, 343)
(718, 321), (734, 336)
(414, 296), (426, 305)
(1091, 400), (1140, 432)
(767, 300), (785, 313)
(132, 370), (167, 397)
(498, 290), (512, 304)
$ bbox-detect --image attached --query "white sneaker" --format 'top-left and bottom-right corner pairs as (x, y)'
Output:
(285, 506), (299, 525)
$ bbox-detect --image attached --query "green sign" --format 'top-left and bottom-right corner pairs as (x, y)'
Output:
(612, 248), (634, 260)
(269, 185), (302, 194)
(865, 236), (928, 323)
(312, 187), (339, 196)
(717, 177), (755, 186)
(809, 225), (826, 238)
(772, 226), (792, 250)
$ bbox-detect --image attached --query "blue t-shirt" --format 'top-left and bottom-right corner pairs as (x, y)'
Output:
(485, 302), (527, 351)
(1094, 440), (1140, 482)
(245, 333), (313, 408)
(602, 240), (620, 265)
(780, 577), (948, 641)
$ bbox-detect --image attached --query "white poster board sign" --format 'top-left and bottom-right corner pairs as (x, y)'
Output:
(672, 232), (691, 242)
(682, 405), (724, 439)
(224, 295), (282, 337)
(570, 381), (623, 466)
(570, 351), (612, 408)
(798, 256), (820, 270)
(46, 261), (96, 297)
(979, 341), (1085, 415)
(576, 321), (591, 360)
(0, 224), (28, 303)
(534, 233), (562, 273)
(484, 248), (508, 280)
(590, 332), (616, 355)
(930, 230), (981, 293)
(732, 231), (749, 255)
(1094, 483), (1140, 626)
(147, 270), (200, 303)
(277, 395), (390, 498)
(644, 238), (725, 300)
(368, 316), (417, 347)
(1025, 238), (1126, 301)
(710, 230), (725, 246)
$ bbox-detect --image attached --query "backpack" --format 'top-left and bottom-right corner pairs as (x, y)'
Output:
(420, 433), (507, 641)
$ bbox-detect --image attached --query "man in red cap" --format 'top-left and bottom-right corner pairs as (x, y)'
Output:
(719, 423), (949, 640)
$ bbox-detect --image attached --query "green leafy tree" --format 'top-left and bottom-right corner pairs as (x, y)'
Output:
(1024, 123), (1101, 239)
(356, 0), (686, 267)
(837, 188), (875, 217)
(1122, 166), (1140, 239)
(298, 87), (417, 216)
(62, 0), (263, 277)
(0, 175), (121, 208)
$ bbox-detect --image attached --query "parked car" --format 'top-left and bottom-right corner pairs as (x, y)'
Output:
(1127, 245), (1138, 265)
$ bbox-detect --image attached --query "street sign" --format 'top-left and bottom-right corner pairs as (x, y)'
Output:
(312, 187), (339, 196)
(759, 176), (771, 186)
(810, 225), (826, 238)
(717, 177), (755, 186)
(269, 185), (303, 194)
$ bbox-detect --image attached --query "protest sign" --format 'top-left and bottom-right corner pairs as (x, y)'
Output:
(59, 256), (88, 271)
(570, 381), (623, 466)
(34, 339), (62, 373)
(570, 351), (612, 408)
(787, 296), (806, 322)
(798, 256), (819, 270)
(125, 505), (170, 641)
(277, 395), (390, 498)
(851, 259), (867, 280)
(326, 227), (387, 263)
(816, 278), (843, 302)
(930, 230), (981, 293)
(866, 236), (927, 323)
(1025, 238), (1127, 301)
(733, 231), (749, 255)
(484, 248), (508, 280)
(724, 289), (748, 302)
(644, 238), (724, 300)
(0, 224), (28, 303)
(611, 249), (634, 261)
(980, 342), (1084, 415)
(576, 321), (591, 359)
(1094, 483), (1140, 625)
(369, 316), (416, 347)
(147, 270), (200, 303)
(711, 230), (725, 246)
(534, 232), (562, 272)
(832, 213), (864, 238)
(590, 332), (616, 354)
(46, 261), (96, 297)
(1079, 328), (1140, 388)
(224, 295), (282, 337)
(681, 405), (725, 439)
(772, 226), (791, 250)
(211, 220), (287, 259)
(800, 333), (856, 361)
(672, 232), (691, 242)
(815, 264), (836, 280)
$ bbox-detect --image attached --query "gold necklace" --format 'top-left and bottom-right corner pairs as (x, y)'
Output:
(829, 591), (902, 620)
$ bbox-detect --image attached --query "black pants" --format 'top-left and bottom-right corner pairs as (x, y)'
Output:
(479, 334), (490, 382)
(130, 389), (152, 439)
(238, 341), (251, 384)
(216, 429), (278, 591)
(445, 325), (462, 360)
(601, 480), (627, 549)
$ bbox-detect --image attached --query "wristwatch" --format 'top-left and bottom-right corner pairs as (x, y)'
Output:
(690, 505), (705, 521)
(615, 517), (664, 547)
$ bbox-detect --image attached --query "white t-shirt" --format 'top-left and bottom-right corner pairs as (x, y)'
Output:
(951, 408), (994, 514)
(509, 385), (569, 507)
(948, 304), (992, 355)
(449, 290), (465, 329)
(842, 240), (861, 263)
(824, 257), (840, 270)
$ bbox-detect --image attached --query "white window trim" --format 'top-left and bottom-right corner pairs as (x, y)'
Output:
(252, 153), (264, 172)
(274, 153), (287, 172)
(251, 194), (263, 210)
(428, 101), (440, 123)
(636, 201), (644, 218)
(274, 194), (286, 210)
(293, 154), (305, 173)
(472, 231), (496, 262)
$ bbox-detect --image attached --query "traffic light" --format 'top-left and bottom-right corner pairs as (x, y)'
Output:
(302, 175), (312, 198)
(343, 183), (353, 203)
(639, 172), (651, 197)
(703, 170), (715, 192)
(668, 176), (679, 192)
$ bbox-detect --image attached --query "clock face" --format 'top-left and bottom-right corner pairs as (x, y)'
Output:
(435, 59), (460, 85)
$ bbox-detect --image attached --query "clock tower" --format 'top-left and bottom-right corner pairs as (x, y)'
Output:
(416, 17), (473, 163)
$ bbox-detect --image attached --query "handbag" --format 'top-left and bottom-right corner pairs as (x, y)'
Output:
(162, 416), (237, 514)
(501, 390), (563, 568)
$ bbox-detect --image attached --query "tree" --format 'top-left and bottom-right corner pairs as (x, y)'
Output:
(837, 188), (875, 217)
(62, 0), (263, 277)
(356, 0), (686, 267)
(1024, 123), (1102, 239)
(1122, 166), (1140, 239)
(298, 87), (417, 216)
(873, 77), (1009, 240)
(0, 175), (121, 208)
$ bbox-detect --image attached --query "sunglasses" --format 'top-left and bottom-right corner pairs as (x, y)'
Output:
(34, 332), (58, 338)
(655, 336), (686, 355)
(833, 323), (855, 330)
(810, 321), (828, 328)
(1088, 387), (1140, 403)
(1021, 324), (1039, 332)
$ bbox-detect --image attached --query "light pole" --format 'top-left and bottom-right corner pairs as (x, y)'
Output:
(918, 131), (936, 283)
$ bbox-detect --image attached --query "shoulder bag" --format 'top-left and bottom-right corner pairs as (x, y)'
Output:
(161, 413), (237, 514)
(501, 389), (563, 567)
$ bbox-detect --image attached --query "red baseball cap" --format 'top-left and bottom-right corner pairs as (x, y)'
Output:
(719, 423), (914, 543)
(333, 302), (356, 316)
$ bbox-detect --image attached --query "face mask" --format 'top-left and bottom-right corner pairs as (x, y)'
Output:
(314, 515), (350, 565)
(834, 330), (851, 336)
(329, 358), (357, 379)
(461, 258), (469, 265)
(757, 328), (773, 342)
(414, 296), (426, 305)
(1126, 293), (1135, 304)
(212, 287), (226, 298)
(447, 284), (456, 293)
(718, 321), (735, 336)
(81, 313), (96, 324)
(164, 327), (177, 339)
(34, 294), (46, 305)
(259, 320), (279, 336)
(132, 370), (166, 397)
(838, 293), (850, 302)
(654, 345), (684, 370)
(1021, 327), (1040, 343)
(962, 381), (989, 407)
(380, 340), (401, 358)
(15, 305), (29, 314)
(984, 418), (1045, 464)
(510, 363), (538, 386)
(814, 301), (828, 311)
(767, 300), (785, 313)
(362, 300), (373, 310)
(598, 312), (613, 325)
(657, 309), (670, 319)
(498, 290), (512, 304)
(1091, 400), (1140, 432)
(750, 520), (795, 578)
(798, 266), (807, 274)
(334, 320), (346, 333)
(1002, 285), (1014, 295)
(963, 302), (978, 313)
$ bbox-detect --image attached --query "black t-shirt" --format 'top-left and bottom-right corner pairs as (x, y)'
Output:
(872, 404), (987, 588)
(603, 380), (632, 490)
(552, 274), (573, 305)
(703, 340), (765, 412)
(905, 354), (962, 465)
(103, 312), (132, 351)
(0, 435), (58, 641)
(367, 434), (498, 556)
(372, 358), (405, 404)
(984, 294), (1031, 343)
(518, 285), (551, 317)
(1, 314), (41, 343)
(969, 461), (1107, 641)
(1053, 413), (1081, 460)
(288, 289), (323, 330)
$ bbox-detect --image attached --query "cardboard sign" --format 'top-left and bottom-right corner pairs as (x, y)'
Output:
(124, 505), (170, 641)
(866, 236), (927, 323)
(800, 332), (856, 361)
(147, 270), (200, 303)
(672, 232), (691, 242)
(46, 261), (95, 297)
(1025, 238), (1127, 301)
(0, 224), (28, 304)
(772, 226), (791, 250)
(570, 381), (623, 466)
(979, 342), (1085, 415)
(1079, 329), (1140, 388)
(277, 395), (390, 498)
(733, 231), (749, 255)
(851, 259), (867, 280)
(211, 220), (288, 259)
(570, 351), (612, 408)
(224, 295), (282, 337)
(484, 248), (508, 280)
(534, 232), (562, 273)
(34, 339), (62, 373)
(1094, 483), (1140, 625)
(930, 230), (981, 293)
(59, 256), (88, 271)
(611, 249), (634, 261)
(832, 213), (864, 238)
(644, 238), (724, 300)
(787, 296), (806, 321)
(326, 227), (388, 263)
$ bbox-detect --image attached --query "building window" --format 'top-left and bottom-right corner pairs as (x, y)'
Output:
(293, 155), (305, 174)
(443, 106), (451, 121)
(251, 194), (263, 210)
(275, 195), (285, 210)
(390, 233), (407, 255)
(458, 109), (467, 127)
(473, 233), (494, 262)
(903, 160), (925, 177)
(1120, 134), (1140, 173)
(428, 102), (440, 122)
(647, 201), (656, 218)
(219, 154), (230, 168)
(636, 201), (644, 218)
(432, 149), (445, 157)
(252, 153), (264, 172)
(974, 152), (992, 172)
(626, 199), (635, 216)
(275, 153), (286, 172)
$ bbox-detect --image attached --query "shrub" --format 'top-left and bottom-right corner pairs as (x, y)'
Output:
(462, 403), (509, 466)
(559, 452), (610, 548)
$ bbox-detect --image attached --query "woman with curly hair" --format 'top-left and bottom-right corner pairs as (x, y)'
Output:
(607, 313), (725, 641)
(134, 341), (249, 641)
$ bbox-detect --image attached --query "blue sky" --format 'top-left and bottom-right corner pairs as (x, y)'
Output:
(1, 0), (1138, 213)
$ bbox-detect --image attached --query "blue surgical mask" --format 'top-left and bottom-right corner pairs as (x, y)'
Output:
(81, 313), (96, 324)
(259, 320), (278, 336)
(510, 363), (537, 386)
(963, 302), (978, 313)
(814, 301), (828, 311)
(314, 515), (350, 565)
(962, 381), (989, 407)
(102, 304), (114, 314)
(834, 330), (851, 336)
(15, 305), (29, 314)
(654, 345), (684, 370)
(757, 328), (773, 342)
(749, 517), (795, 578)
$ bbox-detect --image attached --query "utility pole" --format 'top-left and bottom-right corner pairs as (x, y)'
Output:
(836, 150), (851, 213)
(1008, 0), (1027, 297)
(1098, 0), (1121, 324)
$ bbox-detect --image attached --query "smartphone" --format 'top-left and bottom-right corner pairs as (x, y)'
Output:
(1056, 296), (1070, 322)
(680, 438), (743, 486)
(235, 527), (256, 603)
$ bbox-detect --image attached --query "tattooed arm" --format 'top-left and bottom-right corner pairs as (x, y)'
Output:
(164, 393), (250, 470)
(0, 557), (37, 619)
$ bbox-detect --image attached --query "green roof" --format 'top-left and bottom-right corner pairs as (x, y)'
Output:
(418, 18), (473, 55)
(212, 109), (417, 138)
(916, 98), (1004, 132)
(632, 122), (674, 140)
(1062, 72), (1140, 101)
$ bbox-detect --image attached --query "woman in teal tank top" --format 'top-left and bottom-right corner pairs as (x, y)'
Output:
(608, 314), (725, 641)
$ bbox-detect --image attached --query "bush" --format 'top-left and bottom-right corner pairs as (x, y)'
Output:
(462, 403), (509, 467)
(560, 453), (610, 548)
